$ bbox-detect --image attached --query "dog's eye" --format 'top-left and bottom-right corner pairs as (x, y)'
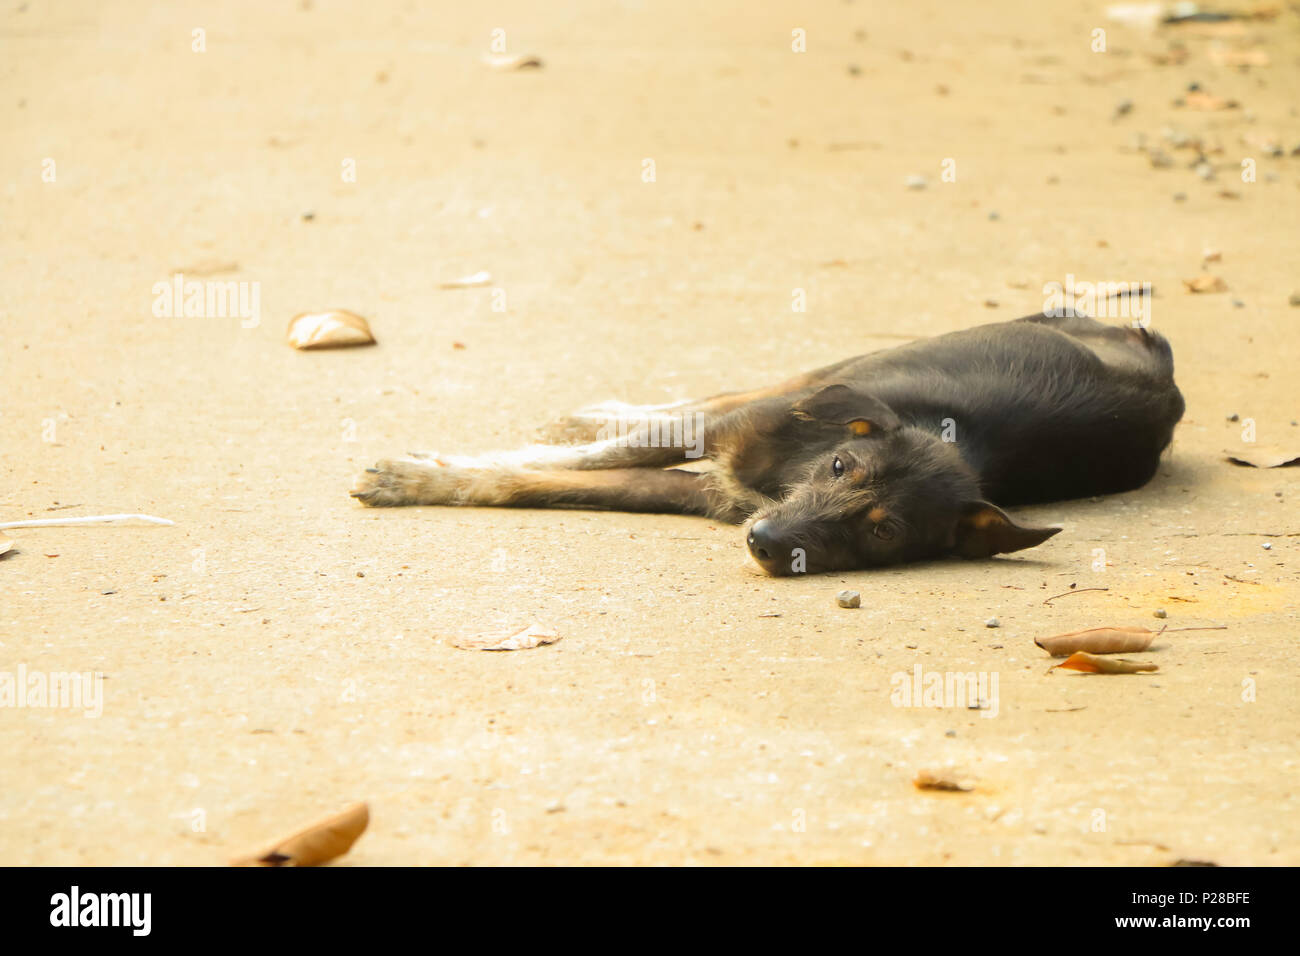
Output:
(832, 456), (845, 478)
(874, 523), (896, 541)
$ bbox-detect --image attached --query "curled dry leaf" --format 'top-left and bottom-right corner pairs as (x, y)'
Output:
(439, 271), (492, 289)
(286, 310), (376, 350)
(0, 534), (12, 556)
(231, 801), (369, 867)
(482, 53), (543, 71)
(1182, 274), (1228, 294)
(1053, 651), (1158, 674)
(1208, 47), (1269, 68)
(1223, 446), (1300, 468)
(912, 770), (974, 792)
(1036, 625), (1155, 657)
(450, 622), (560, 651)
(1184, 91), (1237, 111)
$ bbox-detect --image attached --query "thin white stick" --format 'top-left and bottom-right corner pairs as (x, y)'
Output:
(0, 513), (174, 529)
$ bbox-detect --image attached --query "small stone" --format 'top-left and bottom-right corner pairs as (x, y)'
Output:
(1288, 292), (1300, 307)
(1228, 413), (1239, 422)
(1173, 192), (1187, 202)
(836, 590), (861, 609)
(905, 174), (928, 190)
(1148, 150), (1174, 169)
(945, 729), (957, 737)
(985, 617), (1000, 628)
(1113, 98), (1133, 119)
(987, 210), (1000, 221)
(1154, 608), (1167, 619)
(1232, 299), (1245, 308)
(356, 571), (365, 578)
(301, 210), (316, 221)
(1263, 542), (1272, 550)
(1195, 161), (1214, 180)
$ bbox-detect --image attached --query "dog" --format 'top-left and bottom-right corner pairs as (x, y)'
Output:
(351, 312), (1184, 575)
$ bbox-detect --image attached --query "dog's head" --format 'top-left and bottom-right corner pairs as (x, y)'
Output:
(744, 384), (1059, 576)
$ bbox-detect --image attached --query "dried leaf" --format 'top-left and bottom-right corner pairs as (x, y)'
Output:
(231, 801), (369, 867)
(439, 271), (492, 289)
(1184, 91), (1236, 111)
(286, 310), (376, 350)
(450, 622), (561, 651)
(482, 53), (543, 71)
(1172, 22), (1248, 38)
(1208, 47), (1270, 67)
(1223, 446), (1300, 468)
(913, 770), (974, 792)
(0, 534), (12, 556)
(1036, 626), (1156, 657)
(1182, 274), (1228, 293)
(1054, 651), (1158, 674)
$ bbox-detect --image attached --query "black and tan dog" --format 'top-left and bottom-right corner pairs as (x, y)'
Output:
(351, 312), (1184, 575)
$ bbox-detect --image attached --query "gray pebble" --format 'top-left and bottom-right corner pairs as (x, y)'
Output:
(905, 174), (928, 190)
(1154, 608), (1167, 619)
(985, 617), (1000, 628)
(836, 590), (861, 609)
(1263, 542), (1272, 550)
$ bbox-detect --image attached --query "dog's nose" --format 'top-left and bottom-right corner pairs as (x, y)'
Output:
(747, 519), (781, 569)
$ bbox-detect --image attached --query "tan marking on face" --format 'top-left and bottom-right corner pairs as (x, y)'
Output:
(849, 468), (868, 483)
(968, 510), (1004, 530)
(849, 420), (872, 436)
(868, 505), (889, 523)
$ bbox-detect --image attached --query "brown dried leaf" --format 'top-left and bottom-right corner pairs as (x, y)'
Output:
(1173, 22), (1248, 38)
(1208, 47), (1270, 68)
(1054, 651), (1158, 674)
(450, 622), (561, 651)
(0, 534), (12, 556)
(913, 770), (974, 792)
(1036, 626), (1156, 657)
(1223, 446), (1300, 468)
(231, 801), (369, 867)
(1182, 274), (1228, 294)
(286, 310), (376, 350)
(1184, 91), (1237, 111)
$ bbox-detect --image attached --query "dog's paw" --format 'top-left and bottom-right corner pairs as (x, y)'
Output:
(350, 458), (457, 507)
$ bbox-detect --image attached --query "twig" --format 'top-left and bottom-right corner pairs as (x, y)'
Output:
(1043, 587), (1110, 605)
(0, 513), (174, 529)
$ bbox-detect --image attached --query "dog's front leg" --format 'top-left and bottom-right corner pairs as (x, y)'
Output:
(351, 460), (727, 516)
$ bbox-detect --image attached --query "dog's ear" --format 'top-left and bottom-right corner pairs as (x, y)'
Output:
(952, 501), (1060, 558)
(791, 385), (900, 436)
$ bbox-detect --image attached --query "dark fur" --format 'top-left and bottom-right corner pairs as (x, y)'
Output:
(352, 312), (1184, 575)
